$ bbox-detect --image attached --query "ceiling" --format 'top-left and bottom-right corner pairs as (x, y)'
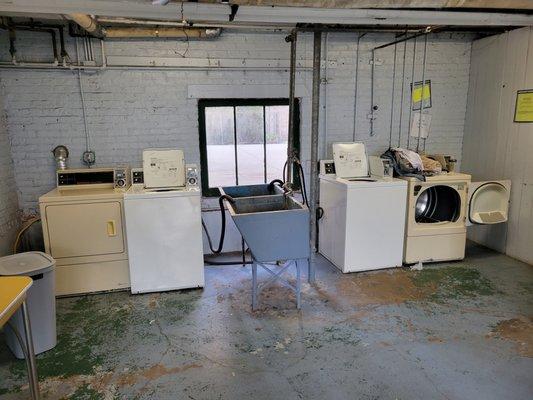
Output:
(198, 0), (533, 10)
(0, 0), (531, 29)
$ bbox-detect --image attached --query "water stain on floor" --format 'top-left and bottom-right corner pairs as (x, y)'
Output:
(488, 316), (533, 357)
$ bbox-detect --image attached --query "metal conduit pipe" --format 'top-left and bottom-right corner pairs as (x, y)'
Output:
(352, 32), (366, 142)
(285, 29), (297, 188)
(3, 22), (70, 64)
(309, 30), (322, 284)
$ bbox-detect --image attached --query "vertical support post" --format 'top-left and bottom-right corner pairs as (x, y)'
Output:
(309, 30), (322, 284)
(262, 105), (267, 183)
(233, 106), (239, 184)
(21, 301), (40, 400)
(286, 29), (297, 186)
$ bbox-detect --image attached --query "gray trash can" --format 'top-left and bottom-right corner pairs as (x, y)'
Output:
(0, 251), (57, 359)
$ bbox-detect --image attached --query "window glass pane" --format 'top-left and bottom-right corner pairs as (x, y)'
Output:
(205, 107), (236, 188)
(265, 105), (289, 182)
(236, 106), (265, 185)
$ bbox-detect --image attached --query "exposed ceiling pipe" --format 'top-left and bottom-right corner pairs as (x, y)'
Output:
(105, 26), (221, 38)
(67, 13), (222, 39)
(95, 16), (286, 31)
(68, 13), (105, 38)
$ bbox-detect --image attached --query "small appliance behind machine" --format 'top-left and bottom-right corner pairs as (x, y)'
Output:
(124, 149), (204, 294)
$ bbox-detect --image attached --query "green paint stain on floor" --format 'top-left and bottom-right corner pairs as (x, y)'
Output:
(411, 266), (496, 301)
(8, 294), (156, 384)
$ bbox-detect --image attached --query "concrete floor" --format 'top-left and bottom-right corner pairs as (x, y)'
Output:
(1, 242), (532, 400)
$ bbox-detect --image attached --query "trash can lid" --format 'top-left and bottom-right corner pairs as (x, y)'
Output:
(0, 251), (55, 276)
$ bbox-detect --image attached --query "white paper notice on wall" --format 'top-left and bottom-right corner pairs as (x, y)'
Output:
(410, 113), (432, 139)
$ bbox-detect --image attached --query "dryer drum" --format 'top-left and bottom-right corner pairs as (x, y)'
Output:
(415, 185), (461, 223)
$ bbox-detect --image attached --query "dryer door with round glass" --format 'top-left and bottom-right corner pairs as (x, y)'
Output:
(467, 180), (511, 226)
(415, 185), (462, 224)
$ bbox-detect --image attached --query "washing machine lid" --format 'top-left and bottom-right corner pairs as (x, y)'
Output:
(0, 251), (55, 276)
(124, 185), (200, 199)
(467, 180), (511, 225)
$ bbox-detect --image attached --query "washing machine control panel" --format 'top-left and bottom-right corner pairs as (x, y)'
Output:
(131, 168), (144, 185)
(319, 160), (336, 176)
(186, 164), (199, 189)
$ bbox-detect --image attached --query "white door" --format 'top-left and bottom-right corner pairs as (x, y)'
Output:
(466, 180), (511, 226)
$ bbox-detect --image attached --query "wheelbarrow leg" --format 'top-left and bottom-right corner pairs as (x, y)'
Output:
(252, 260), (258, 310)
(295, 259), (301, 310)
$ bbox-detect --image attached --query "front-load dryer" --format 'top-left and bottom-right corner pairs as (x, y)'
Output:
(401, 173), (511, 264)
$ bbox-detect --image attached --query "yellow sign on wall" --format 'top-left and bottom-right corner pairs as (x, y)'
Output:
(413, 84), (431, 103)
(514, 89), (533, 123)
(411, 80), (431, 110)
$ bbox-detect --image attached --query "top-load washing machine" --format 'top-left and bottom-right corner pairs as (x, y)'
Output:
(402, 173), (511, 263)
(318, 143), (408, 273)
(124, 149), (204, 294)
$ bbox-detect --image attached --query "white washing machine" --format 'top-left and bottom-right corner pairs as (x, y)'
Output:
(402, 173), (511, 264)
(124, 185), (204, 293)
(318, 147), (408, 273)
(124, 158), (204, 294)
(319, 174), (408, 273)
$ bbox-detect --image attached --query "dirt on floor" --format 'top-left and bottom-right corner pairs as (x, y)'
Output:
(335, 269), (435, 306)
(488, 317), (533, 357)
(330, 265), (498, 308)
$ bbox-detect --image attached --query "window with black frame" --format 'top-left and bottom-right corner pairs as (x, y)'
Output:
(198, 98), (300, 197)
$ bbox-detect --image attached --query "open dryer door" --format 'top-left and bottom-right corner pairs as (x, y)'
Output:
(466, 180), (511, 226)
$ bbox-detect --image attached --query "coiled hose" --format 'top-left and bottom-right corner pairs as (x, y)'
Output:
(202, 194), (235, 255)
(202, 179), (288, 266)
(282, 159), (309, 207)
(203, 194), (253, 265)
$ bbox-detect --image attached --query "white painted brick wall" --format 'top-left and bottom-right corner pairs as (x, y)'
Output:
(0, 30), (473, 252)
(0, 94), (20, 255)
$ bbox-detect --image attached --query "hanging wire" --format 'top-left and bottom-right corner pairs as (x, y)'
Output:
(416, 33), (428, 153)
(370, 47), (376, 136)
(352, 32), (366, 142)
(75, 37), (91, 153)
(176, 1), (190, 58)
(397, 34), (408, 148)
(407, 36), (417, 150)
(388, 42), (398, 149)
